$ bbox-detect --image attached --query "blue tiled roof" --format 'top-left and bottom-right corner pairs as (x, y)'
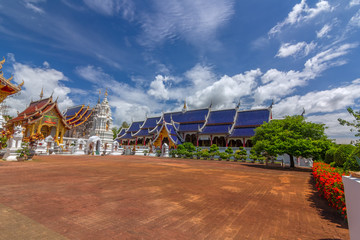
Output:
(133, 129), (150, 137)
(235, 109), (270, 126)
(118, 132), (134, 139)
(142, 116), (161, 129)
(207, 109), (236, 124)
(165, 124), (182, 145)
(64, 105), (83, 117)
(163, 109), (208, 123)
(117, 128), (127, 137)
(178, 123), (202, 132)
(200, 124), (232, 134)
(127, 121), (144, 132)
(230, 127), (256, 137)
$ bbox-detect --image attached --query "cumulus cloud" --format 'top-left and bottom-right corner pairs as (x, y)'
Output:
(269, 0), (332, 36)
(276, 41), (316, 58)
(4, 56), (73, 116)
(255, 43), (357, 105)
(273, 79), (360, 118)
(186, 69), (261, 109)
(138, 0), (235, 47)
(147, 75), (171, 100)
(316, 24), (332, 38)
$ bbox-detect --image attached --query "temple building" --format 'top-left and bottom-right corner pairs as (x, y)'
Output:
(0, 57), (23, 103)
(8, 94), (70, 145)
(117, 102), (272, 149)
(63, 90), (113, 145)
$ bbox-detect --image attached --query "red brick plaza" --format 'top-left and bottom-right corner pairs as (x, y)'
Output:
(0, 155), (349, 239)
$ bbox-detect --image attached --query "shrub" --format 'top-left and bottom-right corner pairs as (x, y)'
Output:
(312, 162), (348, 218)
(234, 147), (247, 162)
(325, 146), (338, 164)
(183, 142), (196, 153)
(169, 149), (176, 158)
(209, 144), (219, 154)
(194, 147), (202, 159)
(334, 144), (356, 167)
(201, 149), (209, 159)
(344, 146), (360, 171)
(219, 152), (228, 160)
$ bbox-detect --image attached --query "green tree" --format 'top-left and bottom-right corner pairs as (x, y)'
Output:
(251, 115), (332, 168)
(334, 144), (356, 167)
(121, 121), (130, 129)
(338, 107), (360, 143)
(112, 127), (121, 140)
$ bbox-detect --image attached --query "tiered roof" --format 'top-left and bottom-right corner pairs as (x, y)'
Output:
(118, 120), (144, 140)
(64, 105), (93, 127)
(0, 57), (23, 103)
(200, 109), (236, 135)
(9, 96), (69, 128)
(230, 109), (270, 138)
(116, 104), (271, 145)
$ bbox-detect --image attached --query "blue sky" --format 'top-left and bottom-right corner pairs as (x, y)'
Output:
(0, 0), (360, 142)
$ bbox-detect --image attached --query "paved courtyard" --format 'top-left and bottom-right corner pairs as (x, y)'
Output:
(0, 155), (349, 240)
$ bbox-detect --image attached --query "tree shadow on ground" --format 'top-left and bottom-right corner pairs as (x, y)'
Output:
(307, 177), (348, 230)
(241, 162), (312, 172)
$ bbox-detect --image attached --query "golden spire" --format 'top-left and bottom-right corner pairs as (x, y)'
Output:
(98, 90), (101, 103)
(183, 99), (187, 109)
(105, 88), (108, 97)
(40, 87), (44, 99)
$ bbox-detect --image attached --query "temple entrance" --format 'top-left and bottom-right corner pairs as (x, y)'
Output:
(228, 139), (243, 147)
(162, 137), (169, 146)
(96, 140), (101, 154)
(40, 125), (50, 137)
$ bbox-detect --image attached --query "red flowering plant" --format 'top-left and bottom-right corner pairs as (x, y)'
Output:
(26, 133), (45, 149)
(312, 162), (349, 218)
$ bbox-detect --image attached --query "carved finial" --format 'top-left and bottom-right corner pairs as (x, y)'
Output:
(55, 96), (59, 102)
(301, 108), (305, 117)
(269, 99), (274, 109)
(98, 90), (101, 104)
(209, 100), (213, 108)
(0, 57), (5, 70)
(182, 99), (187, 113)
(18, 80), (24, 88)
(105, 88), (108, 97)
(6, 75), (13, 82)
(236, 99), (241, 108)
(40, 87), (44, 99)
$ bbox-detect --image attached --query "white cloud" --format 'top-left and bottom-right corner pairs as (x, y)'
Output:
(138, 0), (234, 47)
(5, 57), (73, 116)
(147, 75), (170, 100)
(75, 65), (113, 84)
(349, 0), (360, 7)
(276, 41), (316, 58)
(186, 69), (261, 109)
(269, 0), (332, 36)
(306, 112), (357, 143)
(24, 0), (46, 13)
(82, 0), (134, 19)
(273, 79), (360, 118)
(255, 43), (357, 105)
(349, 9), (360, 28)
(316, 24), (332, 38)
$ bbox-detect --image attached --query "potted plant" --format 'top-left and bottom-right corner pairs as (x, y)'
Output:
(235, 147), (248, 162)
(16, 143), (31, 161)
(218, 152), (228, 161)
(195, 147), (202, 159)
(156, 149), (161, 157)
(225, 147), (233, 161)
(170, 149), (177, 158)
(201, 149), (209, 160)
(209, 144), (219, 160)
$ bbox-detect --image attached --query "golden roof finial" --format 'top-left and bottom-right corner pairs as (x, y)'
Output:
(18, 80), (24, 88)
(40, 87), (44, 99)
(6, 75), (13, 82)
(105, 88), (108, 97)
(183, 99), (187, 109)
(0, 57), (5, 70)
(98, 89), (101, 103)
